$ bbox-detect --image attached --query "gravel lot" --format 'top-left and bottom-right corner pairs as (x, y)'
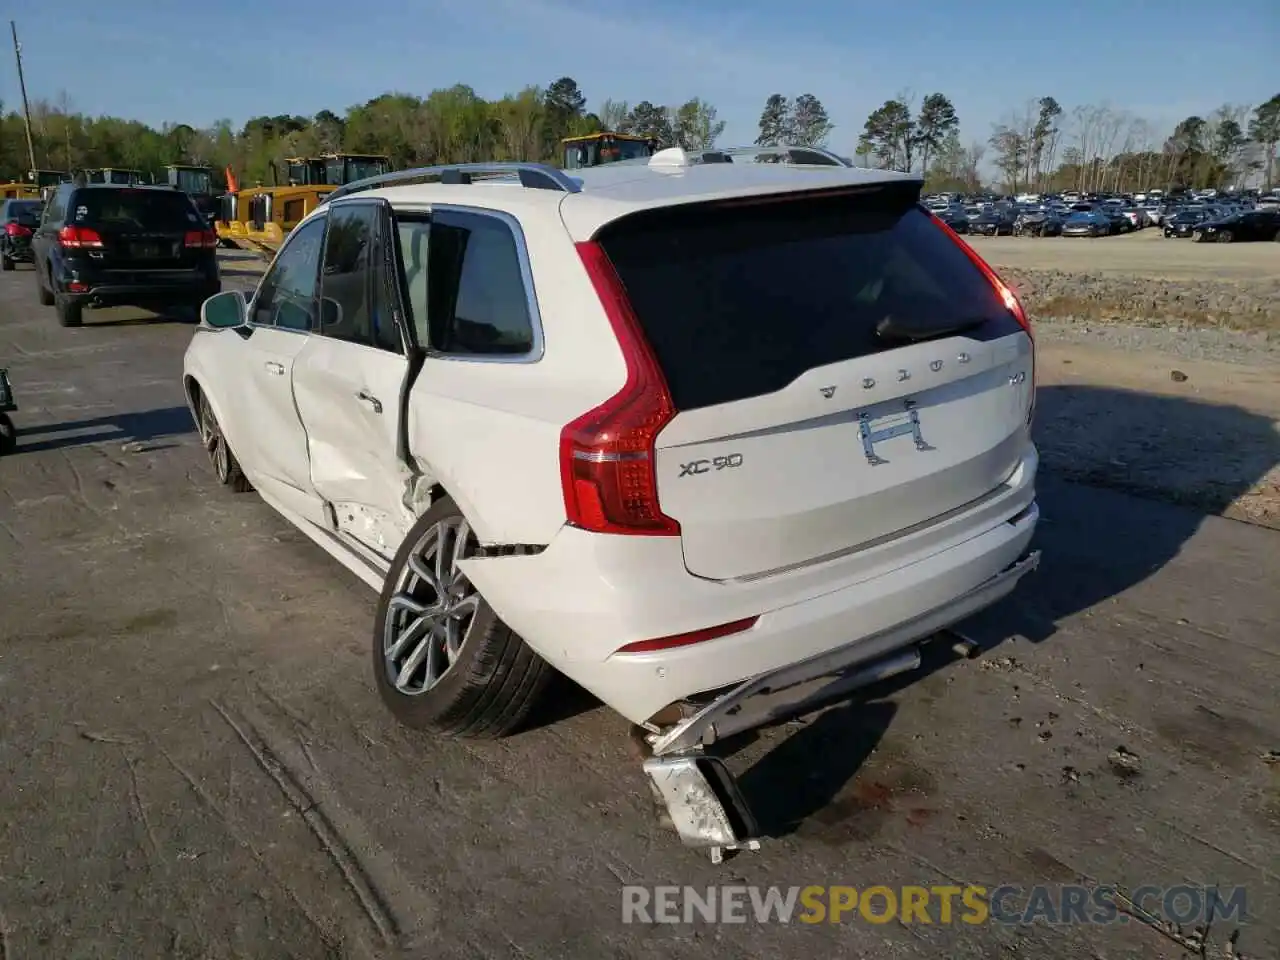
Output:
(0, 251), (1276, 959)
(971, 231), (1280, 336)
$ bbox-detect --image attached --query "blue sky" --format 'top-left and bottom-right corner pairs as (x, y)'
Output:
(5, 0), (1277, 154)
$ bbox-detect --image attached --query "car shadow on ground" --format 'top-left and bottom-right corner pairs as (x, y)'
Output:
(80, 307), (198, 328)
(528, 384), (1280, 840)
(220, 267), (266, 280)
(12, 405), (195, 453)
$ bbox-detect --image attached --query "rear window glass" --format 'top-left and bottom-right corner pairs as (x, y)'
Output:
(598, 188), (1019, 410)
(6, 201), (41, 224)
(72, 189), (201, 230)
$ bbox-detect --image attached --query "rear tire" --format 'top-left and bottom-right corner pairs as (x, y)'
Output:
(36, 265), (55, 305)
(372, 495), (553, 738)
(55, 296), (82, 327)
(1, 255), (13, 272)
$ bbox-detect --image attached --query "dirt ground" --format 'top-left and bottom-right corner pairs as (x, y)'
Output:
(0, 253), (1277, 959)
(970, 229), (1280, 281)
(1034, 336), (1280, 528)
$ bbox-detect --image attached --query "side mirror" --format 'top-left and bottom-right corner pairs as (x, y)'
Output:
(201, 290), (246, 329)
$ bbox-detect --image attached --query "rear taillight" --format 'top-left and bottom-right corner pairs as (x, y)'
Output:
(57, 225), (103, 248)
(4, 222), (31, 237)
(184, 229), (217, 249)
(931, 212), (1036, 424)
(561, 241), (680, 536)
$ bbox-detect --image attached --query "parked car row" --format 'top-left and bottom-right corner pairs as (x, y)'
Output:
(924, 189), (1280, 242)
(1183, 206), (1280, 243)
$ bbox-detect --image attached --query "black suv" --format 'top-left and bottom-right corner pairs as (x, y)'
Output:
(31, 183), (221, 327)
(1, 198), (43, 270)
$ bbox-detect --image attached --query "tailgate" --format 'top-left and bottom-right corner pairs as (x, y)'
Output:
(74, 188), (208, 269)
(597, 183), (1035, 581)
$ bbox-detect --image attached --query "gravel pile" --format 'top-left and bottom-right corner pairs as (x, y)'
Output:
(999, 267), (1280, 335)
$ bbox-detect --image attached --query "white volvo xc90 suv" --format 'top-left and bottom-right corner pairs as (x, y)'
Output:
(183, 146), (1040, 859)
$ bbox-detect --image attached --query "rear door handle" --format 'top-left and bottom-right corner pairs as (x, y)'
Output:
(264, 361), (285, 376)
(356, 390), (383, 414)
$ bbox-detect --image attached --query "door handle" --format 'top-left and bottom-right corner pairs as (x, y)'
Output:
(356, 390), (383, 414)
(264, 361), (285, 376)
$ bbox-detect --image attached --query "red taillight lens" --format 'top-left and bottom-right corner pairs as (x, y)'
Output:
(184, 229), (217, 248)
(930, 212), (1035, 424)
(616, 616), (759, 654)
(4, 222), (31, 237)
(57, 225), (103, 248)
(561, 241), (680, 536)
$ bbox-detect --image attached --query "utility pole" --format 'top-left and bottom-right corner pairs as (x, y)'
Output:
(11, 21), (38, 175)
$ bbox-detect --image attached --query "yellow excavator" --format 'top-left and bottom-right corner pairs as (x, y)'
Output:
(216, 153), (392, 254)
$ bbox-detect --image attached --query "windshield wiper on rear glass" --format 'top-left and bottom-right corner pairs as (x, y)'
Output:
(874, 313), (987, 344)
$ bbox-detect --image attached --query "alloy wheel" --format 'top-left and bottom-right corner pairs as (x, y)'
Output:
(383, 517), (480, 696)
(199, 396), (231, 482)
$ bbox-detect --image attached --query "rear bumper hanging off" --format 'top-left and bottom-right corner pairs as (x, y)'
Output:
(640, 549), (1041, 861)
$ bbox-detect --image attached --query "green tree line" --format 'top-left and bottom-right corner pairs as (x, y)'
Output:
(3, 73), (1276, 196)
(0, 77), (724, 186)
(848, 91), (1280, 194)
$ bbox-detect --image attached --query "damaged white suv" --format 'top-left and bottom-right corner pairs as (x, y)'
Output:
(183, 146), (1039, 860)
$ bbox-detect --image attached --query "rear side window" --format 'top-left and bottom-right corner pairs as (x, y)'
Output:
(598, 187), (1019, 410)
(72, 189), (202, 231)
(43, 187), (69, 225)
(427, 210), (535, 356)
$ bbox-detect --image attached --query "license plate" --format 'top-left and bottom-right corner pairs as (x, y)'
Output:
(132, 242), (163, 259)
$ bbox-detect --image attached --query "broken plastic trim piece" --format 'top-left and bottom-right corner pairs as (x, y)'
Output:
(642, 753), (761, 862)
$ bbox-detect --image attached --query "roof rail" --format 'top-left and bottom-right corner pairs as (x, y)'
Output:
(322, 162), (581, 203)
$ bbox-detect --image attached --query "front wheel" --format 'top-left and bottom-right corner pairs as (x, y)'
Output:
(372, 495), (553, 738)
(1217, 230), (1234, 244)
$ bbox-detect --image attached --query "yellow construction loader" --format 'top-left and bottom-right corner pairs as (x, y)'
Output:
(0, 169), (69, 200)
(216, 153), (392, 255)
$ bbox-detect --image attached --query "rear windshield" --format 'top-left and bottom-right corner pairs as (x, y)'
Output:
(72, 189), (201, 231)
(6, 201), (41, 225)
(598, 187), (1020, 411)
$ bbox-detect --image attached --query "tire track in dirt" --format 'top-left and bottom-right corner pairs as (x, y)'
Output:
(208, 698), (401, 948)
